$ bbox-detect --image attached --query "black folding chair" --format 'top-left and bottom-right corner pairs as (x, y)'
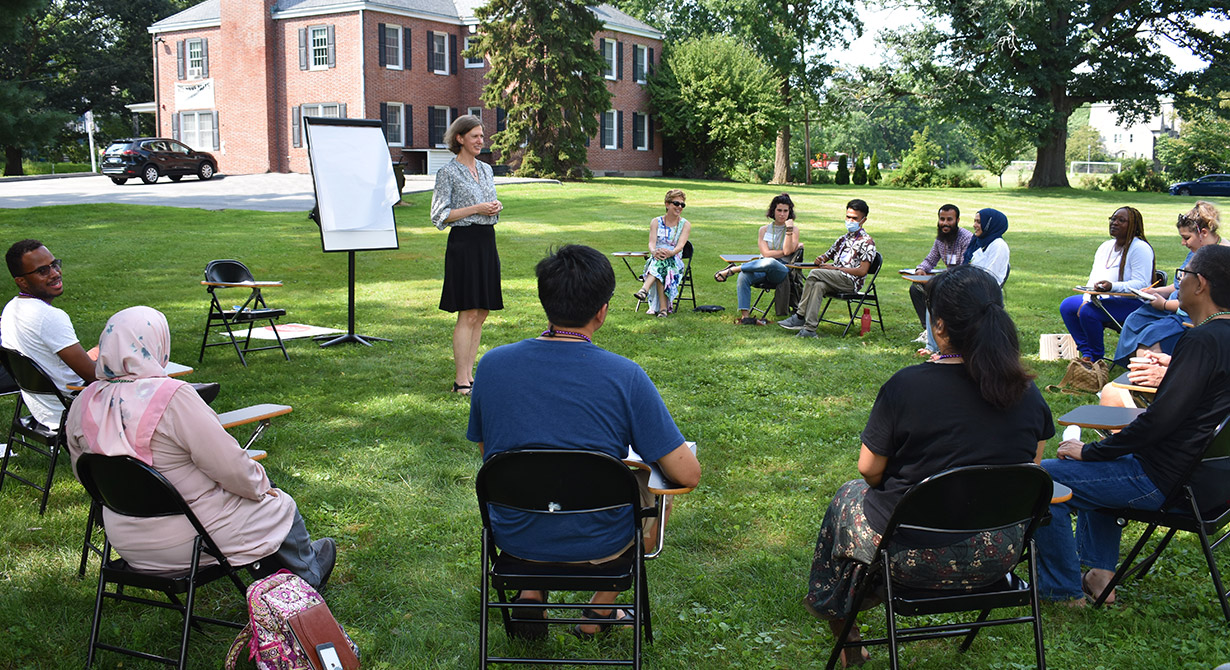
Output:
(477, 449), (658, 669)
(0, 346), (74, 515)
(76, 454), (256, 669)
(1092, 268), (1166, 335)
(749, 246), (805, 320)
(672, 241), (695, 313)
(1091, 413), (1230, 619)
(198, 259), (289, 367)
(816, 252), (885, 336)
(827, 464), (1053, 670)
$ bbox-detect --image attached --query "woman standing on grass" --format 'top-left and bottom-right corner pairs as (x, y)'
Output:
(714, 193), (801, 325)
(804, 265), (1052, 667)
(431, 115), (503, 396)
(633, 189), (691, 317)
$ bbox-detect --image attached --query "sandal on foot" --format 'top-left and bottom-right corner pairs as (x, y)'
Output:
(633, 289), (649, 301)
(714, 267), (732, 282)
(738, 317), (767, 326)
(451, 383), (472, 396)
(656, 311), (668, 318)
(508, 591), (549, 640)
(1082, 572), (1116, 605)
(571, 607), (631, 638)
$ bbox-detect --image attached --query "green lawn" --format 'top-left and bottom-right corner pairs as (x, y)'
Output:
(0, 180), (1227, 669)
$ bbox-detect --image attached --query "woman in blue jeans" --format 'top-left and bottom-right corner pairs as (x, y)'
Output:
(714, 193), (801, 325)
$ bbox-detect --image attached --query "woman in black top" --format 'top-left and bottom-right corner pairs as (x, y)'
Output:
(804, 265), (1053, 667)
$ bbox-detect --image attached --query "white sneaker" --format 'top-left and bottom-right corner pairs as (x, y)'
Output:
(2, 444), (16, 459)
(913, 330), (928, 344)
(778, 314), (805, 330)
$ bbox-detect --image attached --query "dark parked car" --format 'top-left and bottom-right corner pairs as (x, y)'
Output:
(101, 137), (217, 185)
(1169, 174), (1230, 197)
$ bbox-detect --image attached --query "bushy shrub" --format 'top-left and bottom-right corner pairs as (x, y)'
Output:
(867, 151), (881, 185)
(1078, 174), (1104, 191)
(852, 152), (868, 185)
(1108, 159), (1168, 192)
(888, 128), (941, 187)
(835, 155), (850, 185)
(936, 163), (983, 188)
(811, 169), (834, 184)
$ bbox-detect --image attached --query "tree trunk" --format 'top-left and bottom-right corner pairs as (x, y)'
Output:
(771, 80), (791, 184)
(4, 146), (24, 176)
(1028, 85), (1073, 188)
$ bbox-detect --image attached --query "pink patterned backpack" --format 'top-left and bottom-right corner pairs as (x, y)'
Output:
(225, 570), (359, 670)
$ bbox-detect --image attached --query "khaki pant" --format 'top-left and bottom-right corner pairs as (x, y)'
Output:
(799, 268), (857, 331)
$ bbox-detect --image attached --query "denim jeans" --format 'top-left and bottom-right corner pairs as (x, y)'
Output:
(1059, 295), (1143, 360)
(735, 258), (788, 311)
(1035, 455), (1165, 600)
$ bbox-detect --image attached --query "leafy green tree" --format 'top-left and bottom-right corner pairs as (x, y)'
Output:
(1156, 112), (1230, 182)
(867, 150), (880, 185)
(884, 0), (1228, 188)
(649, 35), (782, 178)
(471, 0), (610, 179)
(1066, 125), (1111, 167)
(976, 125), (1032, 188)
(888, 127), (941, 187)
(834, 154), (849, 185)
(851, 152), (867, 185)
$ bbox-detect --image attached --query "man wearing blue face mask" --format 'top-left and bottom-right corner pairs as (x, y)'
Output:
(779, 199), (877, 338)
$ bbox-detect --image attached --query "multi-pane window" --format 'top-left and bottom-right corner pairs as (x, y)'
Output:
(601, 39), (616, 80)
(385, 103), (404, 145)
(633, 44), (648, 83)
(383, 25), (402, 69)
(468, 106), (482, 120)
(180, 111), (215, 150)
(432, 33), (449, 74)
(602, 109), (617, 149)
(429, 106), (451, 146)
(186, 39), (205, 79)
(633, 113), (650, 151)
(464, 36), (483, 68)
(311, 26), (330, 69)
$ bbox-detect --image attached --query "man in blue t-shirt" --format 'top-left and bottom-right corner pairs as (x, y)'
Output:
(468, 244), (701, 638)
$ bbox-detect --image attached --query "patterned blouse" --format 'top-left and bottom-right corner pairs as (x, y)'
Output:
(430, 157), (498, 231)
(822, 229), (878, 291)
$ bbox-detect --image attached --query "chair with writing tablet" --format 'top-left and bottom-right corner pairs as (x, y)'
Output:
(749, 245), (805, 320)
(816, 252), (885, 336)
(0, 346), (74, 515)
(198, 259), (289, 367)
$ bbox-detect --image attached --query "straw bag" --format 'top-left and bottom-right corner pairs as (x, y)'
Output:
(1055, 359), (1109, 395)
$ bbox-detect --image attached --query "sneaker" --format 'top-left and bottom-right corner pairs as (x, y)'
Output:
(1, 444), (15, 459)
(778, 314), (805, 330)
(913, 330), (928, 344)
(796, 329), (818, 338)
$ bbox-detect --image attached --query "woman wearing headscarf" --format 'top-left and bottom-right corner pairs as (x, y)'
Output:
(918, 208), (1011, 356)
(65, 306), (336, 588)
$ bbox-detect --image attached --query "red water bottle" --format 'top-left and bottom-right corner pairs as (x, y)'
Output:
(859, 308), (871, 336)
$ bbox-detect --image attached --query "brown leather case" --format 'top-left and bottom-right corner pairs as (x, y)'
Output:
(287, 601), (360, 670)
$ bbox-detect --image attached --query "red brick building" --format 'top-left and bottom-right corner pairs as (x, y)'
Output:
(149, 0), (663, 176)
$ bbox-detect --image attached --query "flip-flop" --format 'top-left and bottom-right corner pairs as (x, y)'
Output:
(451, 382), (472, 396)
(571, 607), (632, 638)
(508, 591), (549, 640)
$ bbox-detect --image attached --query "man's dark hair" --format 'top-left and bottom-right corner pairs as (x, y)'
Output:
(938, 204), (960, 219)
(6, 239), (44, 278)
(536, 245), (616, 327)
(1190, 244), (1230, 309)
(766, 193), (795, 220)
(846, 199), (869, 217)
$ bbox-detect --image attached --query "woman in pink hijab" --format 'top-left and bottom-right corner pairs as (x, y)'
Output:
(65, 306), (335, 588)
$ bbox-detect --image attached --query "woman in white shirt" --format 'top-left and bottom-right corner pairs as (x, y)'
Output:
(1059, 206), (1154, 363)
(919, 208), (1011, 356)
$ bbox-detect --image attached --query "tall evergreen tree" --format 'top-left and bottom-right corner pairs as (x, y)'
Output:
(471, 0), (611, 179)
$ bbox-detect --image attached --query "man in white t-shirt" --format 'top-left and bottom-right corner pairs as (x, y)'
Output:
(1, 240), (96, 429)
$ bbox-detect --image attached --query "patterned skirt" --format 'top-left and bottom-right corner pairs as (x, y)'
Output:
(804, 480), (1025, 620)
(642, 254), (684, 313)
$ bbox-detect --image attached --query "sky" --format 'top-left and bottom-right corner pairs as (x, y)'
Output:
(831, 2), (1226, 73)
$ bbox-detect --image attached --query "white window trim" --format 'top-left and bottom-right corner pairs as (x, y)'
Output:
(602, 39), (616, 81)
(180, 110), (215, 151)
(467, 106), (482, 119)
(384, 25), (403, 70)
(431, 33), (449, 75)
(634, 44), (648, 84)
(386, 102), (404, 146)
(635, 113), (649, 151)
(432, 106), (451, 148)
(186, 38), (205, 80)
(309, 26), (329, 71)
(602, 109), (617, 149)
(301, 102), (342, 144)
(464, 36), (483, 68)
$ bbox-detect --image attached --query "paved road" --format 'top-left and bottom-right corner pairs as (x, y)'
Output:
(0, 172), (556, 212)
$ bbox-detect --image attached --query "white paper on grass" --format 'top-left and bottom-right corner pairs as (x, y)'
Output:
(307, 122), (399, 232)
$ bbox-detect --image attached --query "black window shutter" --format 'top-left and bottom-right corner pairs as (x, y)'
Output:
(171, 112), (179, 140)
(648, 114), (653, 150)
(327, 25), (336, 67)
(632, 112), (640, 148)
(496, 107), (506, 131)
(600, 112), (607, 147)
(450, 107), (458, 127)
(339, 102), (347, 118)
(201, 39), (209, 77)
(378, 24), (387, 67)
(404, 27), (412, 70)
(176, 40), (185, 80)
(298, 28), (308, 70)
(211, 111), (220, 150)
(648, 47), (654, 75)
(633, 46), (641, 81)
(617, 41), (623, 80)
(617, 110), (623, 148)
(406, 105), (413, 144)
(449, 34), (457, 75)
(426, 31), (434, 71)
(292, 106), (301, 147)
(427, 107), (437, 144)
(380, 102), (388, 131)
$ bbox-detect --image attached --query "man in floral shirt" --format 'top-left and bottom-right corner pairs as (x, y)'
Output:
(778, 199), (877, 338)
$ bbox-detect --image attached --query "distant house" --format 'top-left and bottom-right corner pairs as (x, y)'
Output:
(1087, 99), (1182, 162)
(148, 0), (663, 176)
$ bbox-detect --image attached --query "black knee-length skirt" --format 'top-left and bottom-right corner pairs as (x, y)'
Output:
(440, 224), (503, 312)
